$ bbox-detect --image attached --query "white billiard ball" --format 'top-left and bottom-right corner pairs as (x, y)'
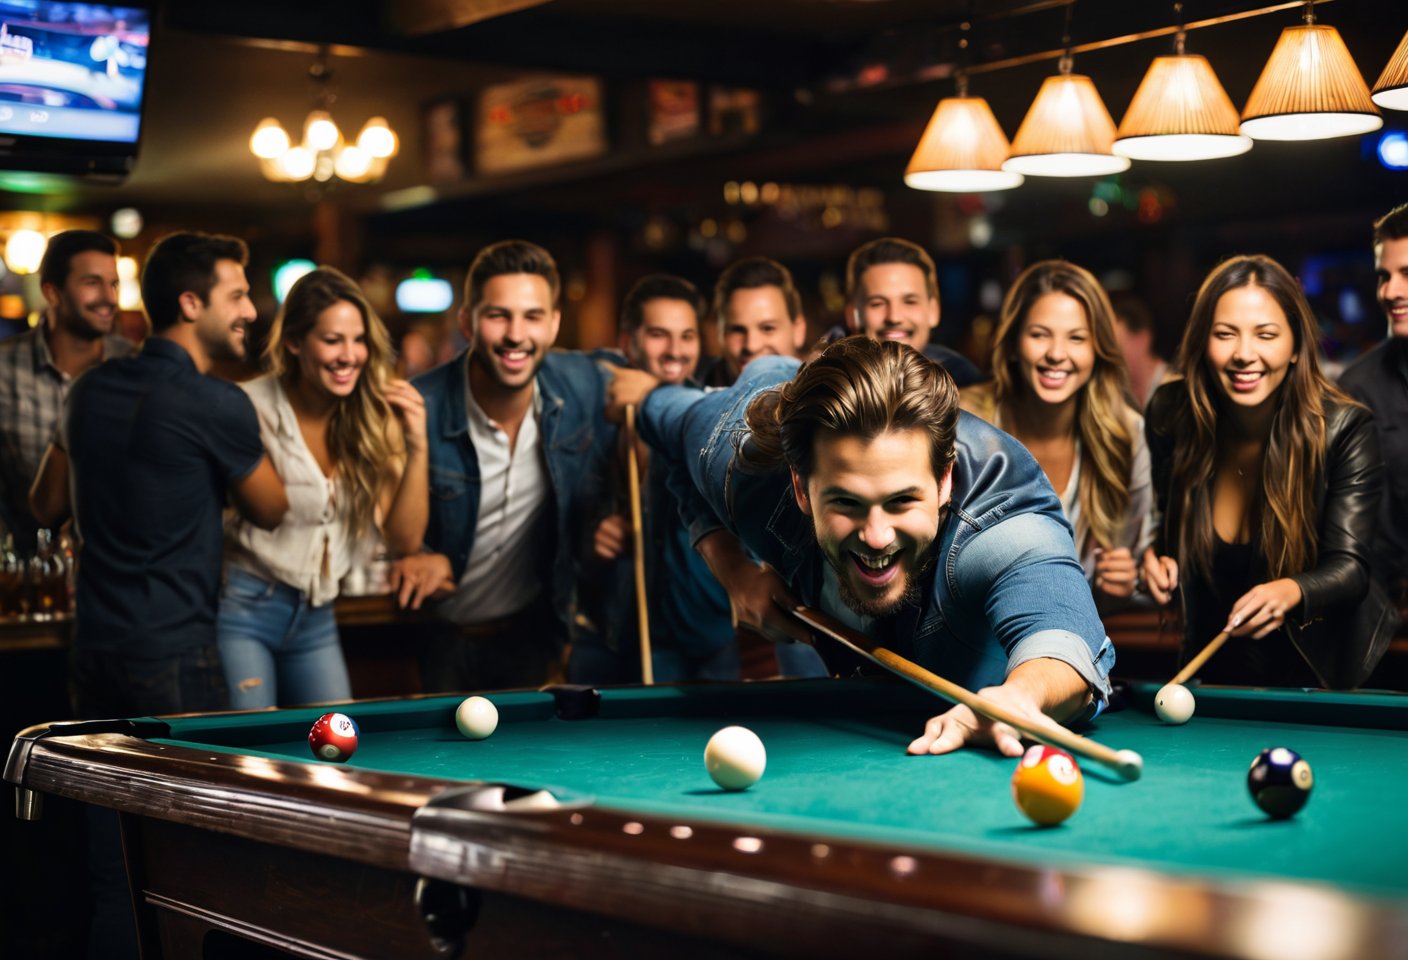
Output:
(704, 726), (766, 791)
(455, 696), (499, 740)
(1154, 683), (1196, 725)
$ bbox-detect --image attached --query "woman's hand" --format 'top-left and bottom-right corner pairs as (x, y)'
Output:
(389, 553), (454, 610)
(1093, 546), (1138, 598)
(1227, 578), (1303, 639)
(1141, 547), (1179, 605)
(386, 380), (428, 454)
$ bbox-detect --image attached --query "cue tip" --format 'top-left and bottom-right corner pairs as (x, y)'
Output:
(1115, 749), (1144, 782)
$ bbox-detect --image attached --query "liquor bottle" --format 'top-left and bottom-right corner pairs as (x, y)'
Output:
(0, 533), (21, 618)
(31, 528), (67, 620)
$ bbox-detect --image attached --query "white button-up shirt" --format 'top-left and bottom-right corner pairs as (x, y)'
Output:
(224, 375), (357, 606)
(437, 381), (550, 625)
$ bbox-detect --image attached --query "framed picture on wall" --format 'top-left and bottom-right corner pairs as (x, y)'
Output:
(476, 75), (607, 175)
(423, 97), (467, 183)
(709, 86), (762, 137)
(648, 79), (701, 145)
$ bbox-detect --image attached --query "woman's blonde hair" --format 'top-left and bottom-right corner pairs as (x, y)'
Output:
(990, 260), (1136, 551)
(264, 266), (402, 535)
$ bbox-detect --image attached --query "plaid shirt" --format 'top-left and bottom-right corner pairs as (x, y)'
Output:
(0, 324), (135, 549)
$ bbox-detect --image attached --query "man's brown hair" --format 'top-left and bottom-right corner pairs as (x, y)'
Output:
(740, 335), (958, 482)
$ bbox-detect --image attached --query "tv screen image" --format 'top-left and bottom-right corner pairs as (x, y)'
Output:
(0, 2), (148, 148)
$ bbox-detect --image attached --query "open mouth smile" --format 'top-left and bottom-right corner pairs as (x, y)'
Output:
(1227, 370), (1264, 392)
(849, 550), (902, 587)
(497, 347), (533, 372)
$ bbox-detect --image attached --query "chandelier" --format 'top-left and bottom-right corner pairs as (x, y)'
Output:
(249, 48), (399, 184)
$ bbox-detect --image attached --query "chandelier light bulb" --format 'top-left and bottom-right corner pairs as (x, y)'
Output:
(334, 145), (373, 181)
(356, 117), (398, 159)
(249, 118), (290, 159)
(304, 111), (340, 152)
(278, 146), (317, 181)
(5, 229), (47, 274)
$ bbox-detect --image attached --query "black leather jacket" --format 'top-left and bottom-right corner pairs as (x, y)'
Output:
(1146, 381), (1392, 687)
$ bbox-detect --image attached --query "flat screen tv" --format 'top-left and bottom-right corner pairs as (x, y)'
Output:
(0, 1), (150, 182)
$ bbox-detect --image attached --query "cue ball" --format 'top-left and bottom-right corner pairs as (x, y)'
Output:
(455, 696), (499, 740)
(704, 726), (766, 791)
(1247, 747), (1313, 818)
(1154, 683), (1196, 725)
(308, 712), (359, 763)
(1011, 745), (1084, 826)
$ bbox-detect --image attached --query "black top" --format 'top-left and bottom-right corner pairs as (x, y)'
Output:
(61, 337), (263, 656)
(1183, 536), (1316, 687)
(1145, 381), (1388, 687)
(1339, 338), (1408, 594)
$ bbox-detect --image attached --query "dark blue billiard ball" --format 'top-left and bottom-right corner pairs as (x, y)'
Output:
(1247, 747), (1313, 818)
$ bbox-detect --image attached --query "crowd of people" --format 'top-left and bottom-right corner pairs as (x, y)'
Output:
(1, 205), (1406, 955)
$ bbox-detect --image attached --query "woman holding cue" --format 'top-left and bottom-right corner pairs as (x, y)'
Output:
(1142, 255), (1388, 688)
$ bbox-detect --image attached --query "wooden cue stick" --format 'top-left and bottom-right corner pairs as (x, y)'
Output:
(1168, 630), (1230, 687)
(790, 605), (1143, 782)
(625, 404), (654, 685)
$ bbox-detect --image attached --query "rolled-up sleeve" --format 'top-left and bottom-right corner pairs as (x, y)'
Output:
(955, 511), (1115, 715)
(639, 383), (722, 543)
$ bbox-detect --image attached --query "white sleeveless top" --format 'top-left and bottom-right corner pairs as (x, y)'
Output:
(224, 375), (359, 607)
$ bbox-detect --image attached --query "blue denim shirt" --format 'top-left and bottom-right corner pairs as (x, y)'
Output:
(639, 355), (1114, 711)
(413, 349), (615, 630)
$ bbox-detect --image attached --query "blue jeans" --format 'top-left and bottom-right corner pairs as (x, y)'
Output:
(216, 566), (350, 709)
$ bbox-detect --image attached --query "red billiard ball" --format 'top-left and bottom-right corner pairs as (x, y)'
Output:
(1011, 744), (1085, 826)
(309, 712), (359, 763)
(1247, 747), (1313, 818)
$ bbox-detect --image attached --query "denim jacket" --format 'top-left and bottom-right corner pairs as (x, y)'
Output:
(413, 349), (616, 629)
(639, 355), (1114, 711)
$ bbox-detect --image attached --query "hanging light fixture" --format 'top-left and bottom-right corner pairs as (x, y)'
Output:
(1114, 3), (1251, 161)
(1372, 29), (1408, 111)
(1003, 3), (1129, 178)
(906, 75), (1024, 192)
(907, 14), (1022, 193)
(1240, 1), (1382, 141)
(248, 48), (400, 185)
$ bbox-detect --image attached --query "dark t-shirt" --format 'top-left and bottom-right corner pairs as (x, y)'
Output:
(62, 337), (263, 656)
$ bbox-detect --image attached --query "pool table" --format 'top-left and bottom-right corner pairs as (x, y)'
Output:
(7, 678), (1408, 960)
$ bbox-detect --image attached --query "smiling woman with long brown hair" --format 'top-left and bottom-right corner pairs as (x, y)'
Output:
(960, 260), (1152, 610)
(1142, 254), (1392, 688)
(217, 267), (430, 708)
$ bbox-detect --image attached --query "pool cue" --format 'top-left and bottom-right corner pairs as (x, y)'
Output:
(1168, 630), (1230, 686)
(625, 404), (654, 685)
(789, 605), (1143, 782)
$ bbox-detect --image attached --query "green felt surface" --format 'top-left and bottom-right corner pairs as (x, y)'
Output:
(152, 679), (1408, 897)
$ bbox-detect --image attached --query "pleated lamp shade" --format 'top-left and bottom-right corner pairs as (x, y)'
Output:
(1114, 54), (1252, 161)
(1371, 29), (1408, 111)
(1003, 73), (1131, 177)
(1240, 23), (1382, 140)
(905, 96), (1024, 192)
